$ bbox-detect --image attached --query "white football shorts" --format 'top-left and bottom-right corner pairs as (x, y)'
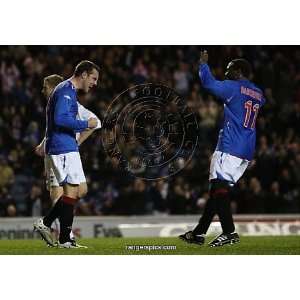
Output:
(209, 151), (250, 184)
(45, 152), (86, 189)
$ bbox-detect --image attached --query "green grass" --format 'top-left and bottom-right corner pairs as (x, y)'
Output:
(0, 236), (300, 254)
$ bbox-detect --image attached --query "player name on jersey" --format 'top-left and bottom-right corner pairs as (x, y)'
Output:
(240, 86), (262, 101)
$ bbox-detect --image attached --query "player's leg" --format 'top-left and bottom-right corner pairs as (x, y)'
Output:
(207, 178), (238, 247)
(78, 182), (88, 198)
(179, 152), (220, 245)
(42, 158), (66, 230)
(58, 182), (79, 244)
(208, 154), (248, 247)
(46, 181), (87, 244)
(179, 151), (247, 246)
(58, 152), (88, 248)
(58, 183), (87, 248)
(60, 182), (87, 242)
(179, 182), (217, 245)
(50, 186), (64, 203)
(43, 186), (63, 226)
(34, 156), (64, 246)
(49, 186), (64, 239)
(180, 180), (236, 246)
(49, 183), (85, 241)
(44, 184), (78, 245)
(62, 182), (88, 241)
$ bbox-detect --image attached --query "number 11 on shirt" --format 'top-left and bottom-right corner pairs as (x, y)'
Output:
(244, 100), (259, 129)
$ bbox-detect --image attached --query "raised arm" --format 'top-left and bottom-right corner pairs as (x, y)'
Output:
(199, 50), (233, 101)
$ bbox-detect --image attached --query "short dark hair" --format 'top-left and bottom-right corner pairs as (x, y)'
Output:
(230, 59), (252, 78)
(73, 60), (100, 77)
(44, 74), (64, 87)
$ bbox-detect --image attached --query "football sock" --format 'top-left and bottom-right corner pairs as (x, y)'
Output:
(43, 197), (64, 228)
(51, 217), (75, 240)
(59, 196), (76, 243)
(193, 179), (235, 235)
(214, 188), (235, 234)
(193, 196), (216, 235)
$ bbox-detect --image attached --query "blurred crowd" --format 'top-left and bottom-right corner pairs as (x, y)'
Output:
(0, 45), (300, 217)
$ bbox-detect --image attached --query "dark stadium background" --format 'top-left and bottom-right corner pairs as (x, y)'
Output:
(0, 45), (299, 218)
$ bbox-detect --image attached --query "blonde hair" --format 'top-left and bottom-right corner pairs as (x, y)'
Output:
(44, 74), (64, 88)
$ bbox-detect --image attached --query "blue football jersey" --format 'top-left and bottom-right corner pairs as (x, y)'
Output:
(45, 80), (89, 155)
(199, 63), (265, 160)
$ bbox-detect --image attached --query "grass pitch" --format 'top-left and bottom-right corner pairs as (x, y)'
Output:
(0, 236), (300, 254)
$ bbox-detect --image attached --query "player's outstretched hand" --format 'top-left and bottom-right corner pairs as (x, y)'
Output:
(199, 50), (208, 64)
(34, 143), (45, 157)
(88, 117), (98, 129)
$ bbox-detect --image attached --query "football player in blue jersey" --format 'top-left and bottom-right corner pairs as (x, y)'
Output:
(179, 50), (266, 247)
(34, 61), (100, 248)
(34, 74), (101, 245)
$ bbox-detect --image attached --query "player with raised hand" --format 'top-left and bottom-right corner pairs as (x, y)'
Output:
(179, 50), (265, 247)
(35, 74), (101, 244)
(34, 61), (100, 248)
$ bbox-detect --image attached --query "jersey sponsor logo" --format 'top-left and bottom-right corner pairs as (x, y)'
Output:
(64, 95), (71, 100)
(240, 86), (262, 101)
